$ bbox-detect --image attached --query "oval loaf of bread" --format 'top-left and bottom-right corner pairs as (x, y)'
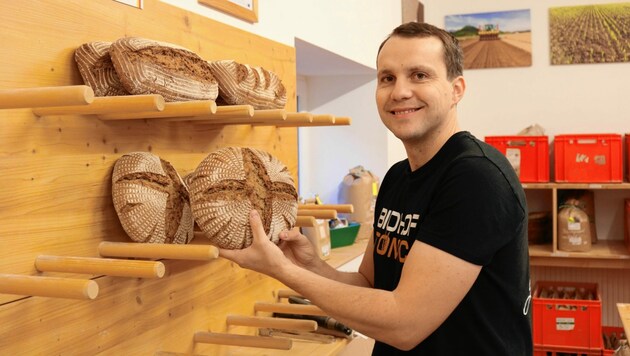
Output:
(109, 37), (218, 102)
(74, 41), (129, 97)
(112, 152), (194, 244)
(209, 59), (287, 109)
(188, 147), (298, 249)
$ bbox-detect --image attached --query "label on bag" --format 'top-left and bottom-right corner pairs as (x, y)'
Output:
(556, 317), (575, 330)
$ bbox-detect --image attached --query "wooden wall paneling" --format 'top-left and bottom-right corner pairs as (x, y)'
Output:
(0, 0), (303, 353)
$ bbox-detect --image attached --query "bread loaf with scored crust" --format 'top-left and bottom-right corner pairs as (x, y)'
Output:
(188, 147), (298, 249)
(109, 37), (218, 102)
(209, 59), (287, 109)
(74, 41), (129, 97)
(112, 152), (194, 244)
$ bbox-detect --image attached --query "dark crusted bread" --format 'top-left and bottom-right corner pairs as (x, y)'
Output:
(74, 41), (129, 97)
(188, 147), (298, 249)
(109, 37), (218, 102)
(208, 60), (287, 109)
(112, 152), (194, 244)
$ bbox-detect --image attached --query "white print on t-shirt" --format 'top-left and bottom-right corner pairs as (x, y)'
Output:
(523, 280), (532, 315)
(376, 208), (420, 237)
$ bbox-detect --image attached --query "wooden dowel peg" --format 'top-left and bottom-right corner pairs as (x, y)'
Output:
(193, 331), (292, 350)
(254, 302), (328, 317)
(251, 109), (287, 121)
(226, 315), (318, 331)
(286, 112), (313, 123)
(98, 100), (217, 120)
(0, 85), (94, 109)
(333, 116), (351, 125)
(32, 94), (165, 116)
(35, 255), (165, 279)
(275, 289), (302, 300)
(296, 209), (337, 220)
(0, 273), (98, 300)
(298, 204), (354, 214)
(295, 216), (317, 227)
(311, 114), (335, 124)
(98, 241), (219, 261)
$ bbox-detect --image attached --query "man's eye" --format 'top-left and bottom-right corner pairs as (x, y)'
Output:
(414, 73), (427, 80)
(380, 76), (394, 83)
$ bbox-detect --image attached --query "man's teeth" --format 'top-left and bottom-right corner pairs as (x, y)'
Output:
(393, 108), (417, 114)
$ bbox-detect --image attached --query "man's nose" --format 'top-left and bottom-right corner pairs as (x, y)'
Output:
(391, 79), (412, 101)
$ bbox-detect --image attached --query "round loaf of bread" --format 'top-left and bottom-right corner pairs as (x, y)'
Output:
(208, 59), (287, 109)
(109, 37), (218, 102)
(74, 41), (129, 97)
(188, 147), (298, 249)
(112, 152), (194, 244)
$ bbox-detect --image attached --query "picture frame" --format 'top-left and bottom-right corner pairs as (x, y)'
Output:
(198, 0), (258, 23)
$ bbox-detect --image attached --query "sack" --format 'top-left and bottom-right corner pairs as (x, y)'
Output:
(558, 200), (592, 252)
(338, 166), (378, 224)
(558, 190), (598, 243)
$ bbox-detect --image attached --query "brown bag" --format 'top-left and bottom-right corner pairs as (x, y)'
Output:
(338, 166), (378, 224)
(558, 190), (597, 243)
(558, 200), (592, 252)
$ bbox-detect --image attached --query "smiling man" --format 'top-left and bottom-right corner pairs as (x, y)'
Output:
(220, 22), (533, 355)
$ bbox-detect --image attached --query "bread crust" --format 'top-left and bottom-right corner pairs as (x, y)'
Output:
(188, 147), (297, 249)
(109, 37), (218, 102)
(75, 41), (129, 97)
(112, 152), (194, 244)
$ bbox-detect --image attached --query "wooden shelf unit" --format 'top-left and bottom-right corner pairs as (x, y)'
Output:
(523, 182), (630, 269)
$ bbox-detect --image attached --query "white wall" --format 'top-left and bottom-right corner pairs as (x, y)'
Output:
(162, 0), (630, 204)
(160, 0), (400, 69)
(388, 0), (630, 164)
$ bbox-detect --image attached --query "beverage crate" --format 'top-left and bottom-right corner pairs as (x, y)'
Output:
(554, 134), (622, 183)
(534, 344), (603, 356)
(625, 199), (630, 254)
(533, 281), (602, 351)
(626, 133), (630, 182)
(485, 135), (549, 182)
(602, 326), (626, 356)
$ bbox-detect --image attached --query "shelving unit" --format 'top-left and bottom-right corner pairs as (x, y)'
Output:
(524, 182), (630, 269)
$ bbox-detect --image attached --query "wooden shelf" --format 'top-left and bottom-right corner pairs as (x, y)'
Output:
(524, 182), (630, 269)
(529, 240), (630, 269)
(0, 86), (350, 128)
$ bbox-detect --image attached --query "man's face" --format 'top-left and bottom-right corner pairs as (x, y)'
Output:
(375, 36), (463, 144)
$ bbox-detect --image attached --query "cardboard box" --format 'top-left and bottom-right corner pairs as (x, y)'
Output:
(554, 134), (622, 182)
(485, 135), (549, 182)
(301, 219), (331, 260)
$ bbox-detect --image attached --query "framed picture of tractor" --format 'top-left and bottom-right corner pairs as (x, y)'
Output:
(445, 9), (532, 70)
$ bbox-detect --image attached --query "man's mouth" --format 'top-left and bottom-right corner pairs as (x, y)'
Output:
(390, 108), (420, 115)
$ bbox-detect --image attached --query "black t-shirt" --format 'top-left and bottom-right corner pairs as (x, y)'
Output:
(371, 132), (532, 356)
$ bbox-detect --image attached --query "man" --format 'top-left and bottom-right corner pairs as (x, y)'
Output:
(220, 22), (532, 355)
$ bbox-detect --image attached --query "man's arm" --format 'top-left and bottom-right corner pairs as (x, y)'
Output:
(220, 210), (480, 350)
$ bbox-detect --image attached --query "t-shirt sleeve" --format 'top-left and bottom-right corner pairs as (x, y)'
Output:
(416, 157), (525, 266)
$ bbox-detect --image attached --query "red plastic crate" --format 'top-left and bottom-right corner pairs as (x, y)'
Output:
(626, 133), (629, 182)
(554, 134), (622, 183)
(485, 135), (549, 182)
(602, 326), (626, 356)
(533, 281), (602, 350)
(534, 344), (603, 356)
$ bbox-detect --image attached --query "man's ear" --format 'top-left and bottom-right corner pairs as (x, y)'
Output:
(451, 76), (466, 105)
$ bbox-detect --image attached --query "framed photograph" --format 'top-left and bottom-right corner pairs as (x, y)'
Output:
(445, 9), (532, 70)
(549, 2), (630, 65)
(199, 0), (258, 23)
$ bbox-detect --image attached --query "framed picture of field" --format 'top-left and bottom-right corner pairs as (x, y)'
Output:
(445, 9), (532, 70)
(549, 3), (630, 65)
